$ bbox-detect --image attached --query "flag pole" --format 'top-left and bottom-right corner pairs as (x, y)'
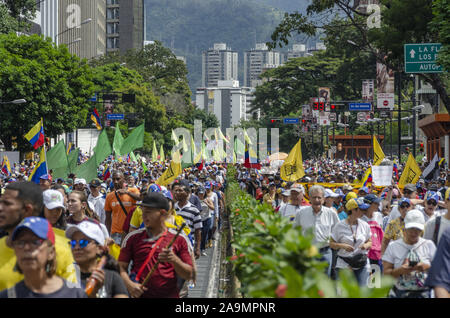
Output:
(41, 118), (48, 175)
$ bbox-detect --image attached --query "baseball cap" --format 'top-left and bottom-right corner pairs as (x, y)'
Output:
(142, 178), (149, 183)
(205, 181), (212, 189)
(148, 183), (162, 193)
(198, 186), (206, 194)
(74, 178), (86, 186)
(40, 174), (52, 182)
(89, 178), (102, 188)
(404, 209), (425, 231)
(346, 197), (370, 211)
(399, 197), (411, 206)
(43, 189), (65, 210)
(324, 189), (339, 198)
(364, 194), (382, 204)
(345, 191), (357, 201)
(425, 191), (439, 203)
(65, 220), (106, 245)
(404, 183), (417, 193)
(12, 217), (55, 245)
(358, 186), (370, 194)
(281, 190), (290, 197)
(137, 192), (170, 211)
(342, 184), (353, 191)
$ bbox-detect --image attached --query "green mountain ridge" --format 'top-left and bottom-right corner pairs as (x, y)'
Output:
(144, 0), (314, 97)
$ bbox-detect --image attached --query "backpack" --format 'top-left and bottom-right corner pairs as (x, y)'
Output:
(367, 220), (384, 261)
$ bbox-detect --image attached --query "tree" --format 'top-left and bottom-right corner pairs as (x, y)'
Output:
(268, 0), (450, 113)
(0, 0), (36, 34)
(0, 34), (94, 152)
(430, 0), (450, 72)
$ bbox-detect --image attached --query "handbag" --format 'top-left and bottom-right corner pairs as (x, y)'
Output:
(339, 253), (368, 269)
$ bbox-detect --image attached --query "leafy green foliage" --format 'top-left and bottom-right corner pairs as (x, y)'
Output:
(430, 0), (450, 72)
(0, 0), (36, 34)
(225, 166), (394, 298)
(0, 34), (94, 152)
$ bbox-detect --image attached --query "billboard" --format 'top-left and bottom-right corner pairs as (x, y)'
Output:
(376, 61), (395, 109)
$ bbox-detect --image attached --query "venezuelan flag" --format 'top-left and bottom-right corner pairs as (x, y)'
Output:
(243, 142), (261, 170)
(1, 155), (11, 176)
(103, 167), (111, 181)
(90, 108), (102, 130)
(24, 119), (45, 149)
(28, 147), (48, 184)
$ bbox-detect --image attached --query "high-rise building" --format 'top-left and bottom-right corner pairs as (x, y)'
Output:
(106, 0), (144, 54)
(57, 0), (106, 60)
(196, 81), (254, 132)
(202, 43), (238, 87)
(244, 43), (282, 87)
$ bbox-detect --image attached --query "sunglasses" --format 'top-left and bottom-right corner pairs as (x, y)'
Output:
(400, 204), (410, 209)
(68, 239), (92, 249)
(13, 239), (45, 249)
(427, 200), (437, 206)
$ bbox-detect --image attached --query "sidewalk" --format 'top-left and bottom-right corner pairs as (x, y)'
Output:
(188, 232), (221, 298)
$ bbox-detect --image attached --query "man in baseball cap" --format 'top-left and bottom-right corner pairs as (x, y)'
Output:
(12, 216), (55, 245)
(39, 174), (52, 191)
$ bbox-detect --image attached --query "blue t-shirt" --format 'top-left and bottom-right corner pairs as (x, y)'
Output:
(425, 226), (450, 292)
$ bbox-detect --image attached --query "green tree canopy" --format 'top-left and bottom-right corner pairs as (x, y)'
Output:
(0, 34), (94, 152)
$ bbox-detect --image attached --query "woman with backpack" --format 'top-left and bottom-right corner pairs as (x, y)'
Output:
(382, 210), (437, 298)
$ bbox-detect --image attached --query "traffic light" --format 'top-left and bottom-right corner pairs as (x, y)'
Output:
(405, 147), (409, 152)
(420, 142), (424, 152)
(329, 104), (346, 112)
(270, 118), (281, 123)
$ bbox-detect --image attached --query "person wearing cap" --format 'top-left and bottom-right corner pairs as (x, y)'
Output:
(104, 171), (141, 246)
(263, 183), (276, 207)
(358, 186), (370, 197)
(173, 181), (202, 259)
(340, 192), (358, 220)
(0, 182), (77, 291)
(88, 178), (106, 224)
(65, 221), (128, 298)
(41, 189), (67, 231)
(424, 188), (450, 246)
(246, 172), (261, 198)
(294, 186), (339, 270)
(381, 197), (414, 256)
(342, 184), (353, 196)
(0, 217), (86, 298)
(73, 178), (87, 194)
(383, 210), (436, 298)
(362, 194), (384, 227)
(419, 191), (443, 222)
(279, 186), (307, 222)
(330, 198), (372, 286)
(386, 183), (419, 225)
(118, 192), (194, 298)
(324, 189), (339, 213)
(39, 174), (52, 191)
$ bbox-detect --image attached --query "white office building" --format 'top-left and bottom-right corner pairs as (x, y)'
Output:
(202, 43), (238, 87)
(196, 81), (255, 132)
(244, 43), (282, 87)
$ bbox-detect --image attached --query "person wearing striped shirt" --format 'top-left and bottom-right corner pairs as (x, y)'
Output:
(173, 181), (202, 259)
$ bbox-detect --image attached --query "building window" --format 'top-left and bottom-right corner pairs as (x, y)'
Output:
(107, 7), (119, 19)
(107, 0), (119, 5)
(107, 23), (119, 34)
(107, 37), (119, 49)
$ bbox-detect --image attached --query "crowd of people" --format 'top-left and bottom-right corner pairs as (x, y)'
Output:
(237, 159), (449, 298)
(0, 158), (227, 298)
(0, 154), (449, 298)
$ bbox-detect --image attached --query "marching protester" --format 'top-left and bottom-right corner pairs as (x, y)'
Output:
(0, 182), (76, 291)
(118, 192), (194, 298)
(382, 210), (436, 298)
(425, 227), (450, 298)
(424, 188), (450, 246)
(41, 189), (67, 231)
(279, 185), (309, 221)
(87, 178), (106, 224)
(0, 217), (86, 298)
(330, 198), (372, 286)
(65, 220), (128, 298)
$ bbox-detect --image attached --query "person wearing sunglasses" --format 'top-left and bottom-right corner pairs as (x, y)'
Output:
(424, 188), (450, 246)
(381, 198), (413, 256)
(0, 217), (86, 298)
(420, 191), (443, 222)
(65, 221), (128, 298)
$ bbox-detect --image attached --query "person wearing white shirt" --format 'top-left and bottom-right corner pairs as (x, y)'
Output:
(293, 185), (339, 275)
(382, 210), (436, 298)
(424, 188), (450, 246)
(87, 179), (106, 224)
(330, 197), (372, 286)
(279, 187), (305, 222)
(386, 183), (418, 224)
(362, 194), (384, 227)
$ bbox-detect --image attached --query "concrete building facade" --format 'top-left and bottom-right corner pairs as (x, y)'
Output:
(202, 43), (238, 87)
(243, 43), (282, 87)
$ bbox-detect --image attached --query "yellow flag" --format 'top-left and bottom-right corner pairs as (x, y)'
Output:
(244, 129), (252, 145)
(156, 150), (182, 186)
(398, 153), (422, 188)
(152, 140), (158, 162)
(217, 128), (229, 143)
(373, 136), (385, 166)
(159, 144), (165, 163)
(280, 138), (305, 182)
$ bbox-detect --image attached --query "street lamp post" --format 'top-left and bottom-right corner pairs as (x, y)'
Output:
(0, 99), (27, 104)
(55, 18), (92, 44)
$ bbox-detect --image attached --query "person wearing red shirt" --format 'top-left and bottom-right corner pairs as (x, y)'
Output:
(118, 192), (193, 298)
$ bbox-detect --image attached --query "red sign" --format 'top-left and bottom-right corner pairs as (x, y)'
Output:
(383, 100), (389, 106)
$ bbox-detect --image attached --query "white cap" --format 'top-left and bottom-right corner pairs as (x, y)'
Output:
(65, 220), (105, 245)
(404, 209), (425, 231)
(43, 189), (65, 210)
(324, 189), (339, 198)
(74, 178), (86, 185)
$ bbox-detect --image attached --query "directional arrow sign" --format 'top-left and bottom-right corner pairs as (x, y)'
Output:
(404, 43), (443, 73)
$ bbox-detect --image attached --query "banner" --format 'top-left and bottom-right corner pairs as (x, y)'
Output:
(372, 165), (393, 186)
(373, 136), (385, 165)
(280, 138), (305, 182)
(398, 153), (422, 187)
(376, 61), (395, 109)
(362, 80), (375, 102)
(156, 151), (182, 186)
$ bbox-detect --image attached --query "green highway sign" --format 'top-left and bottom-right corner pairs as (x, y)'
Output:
(404, 43), (443, 73)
